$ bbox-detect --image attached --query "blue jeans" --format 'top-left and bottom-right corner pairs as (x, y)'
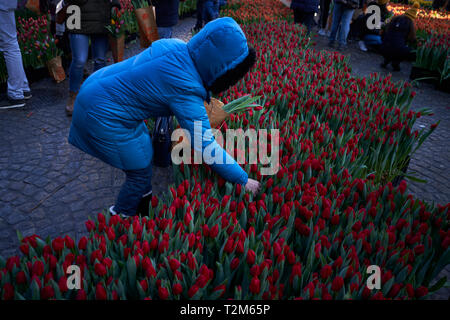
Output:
(69, 33), (108, 92)
(328, 2), (354, 46)
(364, 34), (382, 46)
(158, 27), (173, 39)
(0, 9), (30, 99)
(204, 0), (219, 23)
(115, 161), (153, 216)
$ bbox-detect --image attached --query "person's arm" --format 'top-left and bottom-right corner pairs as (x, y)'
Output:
(169, 94), (251, 186)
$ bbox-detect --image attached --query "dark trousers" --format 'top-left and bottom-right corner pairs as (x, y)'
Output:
(293, 9), (315, 34)
(195, 0), (204, 28)
(381, 45), (415, 69)
(114, 162), (153, 216)
(319, 0), (331, 29)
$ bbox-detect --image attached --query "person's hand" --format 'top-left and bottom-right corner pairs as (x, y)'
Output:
(245, 178), (260, 195)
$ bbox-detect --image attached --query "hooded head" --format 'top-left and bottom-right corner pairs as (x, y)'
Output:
(187, 17), (256, 94)
(404, 2), (420, 21)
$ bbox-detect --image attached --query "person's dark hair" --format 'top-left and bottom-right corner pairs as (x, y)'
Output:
(208, 47), (257, 95)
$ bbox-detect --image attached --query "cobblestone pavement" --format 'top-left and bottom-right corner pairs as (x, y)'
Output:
(0, 17), (196, 259)
(0, 17), (448, 298)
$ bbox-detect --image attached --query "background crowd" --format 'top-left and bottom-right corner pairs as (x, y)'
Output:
(0, 0), (448, 110)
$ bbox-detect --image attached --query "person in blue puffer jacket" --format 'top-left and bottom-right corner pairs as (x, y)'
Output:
(290, 0), (319, 34)
(68, 17), (260, 217)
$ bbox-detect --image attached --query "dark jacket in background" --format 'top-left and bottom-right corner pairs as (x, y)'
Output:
(382, 15), (416, 48)
(67, 0), (113, 35)
(360, 2), (390, 37)
(155, 0), (180, 28)
(290, 0), (319, 13)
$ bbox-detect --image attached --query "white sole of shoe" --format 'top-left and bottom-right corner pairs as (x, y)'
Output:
(0, 103), (26, 110)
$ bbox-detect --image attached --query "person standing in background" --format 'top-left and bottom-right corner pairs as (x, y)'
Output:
(193, 0), (204, 32)
(0, 0), (32, 110)
(328, 0), (359, 50)
(290, 0), (320, 34)
(318, 0), (332, 36)
(154, 0), (180, 39)
(203, 0), (219, 24)
(65, 0), (119, 117)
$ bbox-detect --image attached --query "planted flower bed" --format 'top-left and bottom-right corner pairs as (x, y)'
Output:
(0, 0), (449, 300)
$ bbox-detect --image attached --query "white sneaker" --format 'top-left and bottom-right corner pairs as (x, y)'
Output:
(358, 40), (368, 52)
(318, 29), (327, 36)
(109, 206), (130, 218)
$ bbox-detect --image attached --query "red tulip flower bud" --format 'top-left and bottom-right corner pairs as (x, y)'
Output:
(249, 277), (261, 294)
(331, 276), (344, 292)
(173, 283), (183, 295)
(320, 264), (333, 280)
(247, 249), (256, 265)
(158, 286), (169, 300)
(169, 258), (181, 271)
(188, 284), (200, 298)
(41, 285), (55, 300)
(231, 257), (240, 270)
(32, 260), (44, 277)
(95, 283), (107, 300)
(209, 224), (219, 238)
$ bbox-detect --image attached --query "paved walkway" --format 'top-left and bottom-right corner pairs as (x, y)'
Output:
(0, 17), (448, 298)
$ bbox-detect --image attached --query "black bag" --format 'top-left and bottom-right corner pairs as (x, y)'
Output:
(152, 116), (173, 167)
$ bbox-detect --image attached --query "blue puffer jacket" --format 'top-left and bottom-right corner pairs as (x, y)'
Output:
(290, 0), (319, 12)
(68, 17), (249, 186)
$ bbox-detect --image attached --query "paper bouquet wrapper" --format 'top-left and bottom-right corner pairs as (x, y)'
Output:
(46, 56), (66, 83)
(135, 6), (159, 49)
(109, 34), (125, 63)
(173, 98), (229, 149)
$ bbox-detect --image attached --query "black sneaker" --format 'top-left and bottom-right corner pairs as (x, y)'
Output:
(0, 98), (26, 110)
(23, 91), (32, 100)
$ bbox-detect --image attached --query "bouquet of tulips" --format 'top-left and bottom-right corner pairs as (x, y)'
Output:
(132, 0), (159, 48)
(15, 14), (65, 82)
(106, 7), (127, 63)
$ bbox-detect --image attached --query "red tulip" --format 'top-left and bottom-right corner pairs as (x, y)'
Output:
(169, 258), (181, 271)
(94, 263), (107, 277)
(188, 284), (200, 298)
(95, 283), (107, 300)
(78, 236), (88, 250)
(246, 249), (256, 265)
(331, 276), (344, 292)
(173, 283), (183, 295)
(320, 264), (333, 280)
(249, 277), (261, 294)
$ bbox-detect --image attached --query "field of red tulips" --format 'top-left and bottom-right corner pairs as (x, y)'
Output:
(0, 1), (449, 300)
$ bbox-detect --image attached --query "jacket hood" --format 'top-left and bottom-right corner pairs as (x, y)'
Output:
(187, 17), (249, 88)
